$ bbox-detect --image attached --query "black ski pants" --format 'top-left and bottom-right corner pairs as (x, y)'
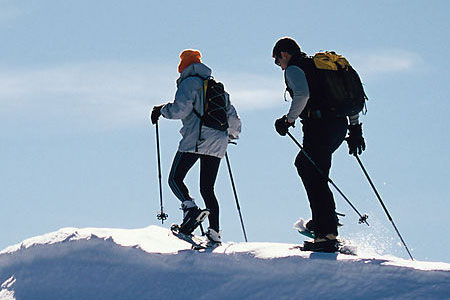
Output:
(168, 151), (221, 231)
(294, 117), (348, 238)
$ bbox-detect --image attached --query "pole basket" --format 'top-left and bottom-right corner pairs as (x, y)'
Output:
(358, 214), (369, 225)
(157, 212), (168, 223)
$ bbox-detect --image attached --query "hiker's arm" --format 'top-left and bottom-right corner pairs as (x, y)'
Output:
(160, 79), (196, 120)
(285, 66), (310, 122)
(226, 95), (241, 140)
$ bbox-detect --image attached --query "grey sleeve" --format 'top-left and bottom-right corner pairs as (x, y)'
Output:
(285, 66), (310, 122)
(226, 94), (241, 139)
(160, 79), (196, 120)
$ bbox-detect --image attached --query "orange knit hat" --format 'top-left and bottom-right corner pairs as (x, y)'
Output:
(178, 49), (202, 73)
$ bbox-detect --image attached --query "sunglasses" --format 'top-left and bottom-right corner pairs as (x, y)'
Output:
(274, 55), (281, 66)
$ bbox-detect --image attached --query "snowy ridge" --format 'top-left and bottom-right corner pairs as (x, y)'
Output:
(0, 226), (187, 255)
(0, 226), (449, 300)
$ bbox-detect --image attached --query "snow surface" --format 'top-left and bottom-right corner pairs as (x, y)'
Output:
(0, 225), (449, 300)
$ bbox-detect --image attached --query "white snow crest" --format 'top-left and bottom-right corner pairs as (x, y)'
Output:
(0, 225), (189, 255)
(0, 226), (449, 300)
(2, 226), (450, 272)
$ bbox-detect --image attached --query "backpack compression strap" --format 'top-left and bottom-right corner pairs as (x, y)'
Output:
(194, 78), (209, 151)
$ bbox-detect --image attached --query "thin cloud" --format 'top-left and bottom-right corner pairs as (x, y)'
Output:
(0, 63), (170, 128)
(0, 63), (283, 129)
(219, 72), (285, 110)
(349, 49), (422, 77)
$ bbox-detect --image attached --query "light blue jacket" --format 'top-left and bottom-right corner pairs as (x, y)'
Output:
(161, 63), (241, 158)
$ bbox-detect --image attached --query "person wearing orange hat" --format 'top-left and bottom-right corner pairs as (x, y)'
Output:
(177, 49), (202, 73)
(151, 49), (241, 245)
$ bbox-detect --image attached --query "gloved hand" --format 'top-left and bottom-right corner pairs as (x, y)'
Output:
(275, 115), (294, 136)
(151, 105), (163, 125)
(346, 123), (366, 155)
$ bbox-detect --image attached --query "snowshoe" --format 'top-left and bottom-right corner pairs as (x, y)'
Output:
(293, 237), (357, 255)
(293, 218), (315, 239)
(170, 224), (208, 250)
(171, 224), (221, 251)
(301, 239), (339, 253)
(294, 215), (344, 239)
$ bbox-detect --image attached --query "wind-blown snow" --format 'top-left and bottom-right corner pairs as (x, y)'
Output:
(0, 226), (449, 300)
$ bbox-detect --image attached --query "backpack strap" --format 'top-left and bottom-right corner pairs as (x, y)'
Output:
(192, 78), (208, 119)
(188, 75), (209, 152)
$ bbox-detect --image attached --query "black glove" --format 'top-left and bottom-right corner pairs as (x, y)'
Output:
(151, 105), (163, 125)
(346, 123), (366, 155)
(275, 115), (294, 136)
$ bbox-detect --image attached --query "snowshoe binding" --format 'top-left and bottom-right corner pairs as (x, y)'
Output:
(170, 206), (211, 250)
(170, 224), (208, 250)
(301, 238), (339, 253)
(178, 207), (210, 235)
(295, 236), (357, 255)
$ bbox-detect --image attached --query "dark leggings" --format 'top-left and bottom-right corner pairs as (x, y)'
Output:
(168, 151), (221, 231)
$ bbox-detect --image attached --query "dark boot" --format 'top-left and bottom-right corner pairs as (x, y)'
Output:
(302, 234), (339, 253)
(179, 200), (209, 235)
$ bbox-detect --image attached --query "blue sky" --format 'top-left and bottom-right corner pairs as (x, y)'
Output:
(1, 0), (449, 263)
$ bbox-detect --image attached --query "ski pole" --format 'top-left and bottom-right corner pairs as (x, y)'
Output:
(354, 154), (414, 260)
(199, 223), (205, 236)
(155, 121), (168, 224)
(286, 132), (369, 226)
(225, 152), (248, 242)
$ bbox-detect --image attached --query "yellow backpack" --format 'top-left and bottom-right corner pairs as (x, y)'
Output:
(309, 51), (367, 117)
(313, 51), (351, 71)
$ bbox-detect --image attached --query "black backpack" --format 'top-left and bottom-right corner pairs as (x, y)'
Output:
(288, 52), (367, 118)
(194, 77), (229, 131)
